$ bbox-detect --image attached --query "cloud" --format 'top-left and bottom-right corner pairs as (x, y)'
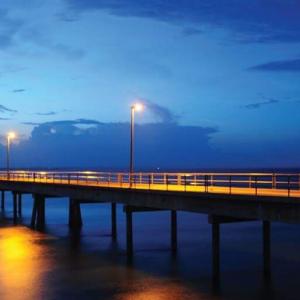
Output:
(249, 58), (300, 72)
(182, 27), (203, 37)
(6, 119), (218, 169)
(0, 117), (11, 121)
(34, 109), (70, 117)
(0, 64), (27, 77)
(22, 122), (40, 126)
(35, 111), (57, 116)
(0, 7), (84, 60)
(0, 9), (24, 49)
(22, 118), (101, 128)
(65, 0), (300, 43)
(21, 27), (86, 60)
(243, 97), (279, 109)
(52, 43), (85, 60)
(56, 12), (79, 23)
(142, 100), (178, 123)
(3, 118), (300, 169)
(12, 88), (26, 93)
(0, 104), (17, 113)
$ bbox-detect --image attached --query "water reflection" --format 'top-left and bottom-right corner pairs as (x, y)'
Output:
(116, 279), (205, 300)
(0, 227), (53, 300)
(1, 204), (299, 300)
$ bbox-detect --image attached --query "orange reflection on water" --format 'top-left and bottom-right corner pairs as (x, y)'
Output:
(116, 278), (206, 300)
(0, 227), (52, 300)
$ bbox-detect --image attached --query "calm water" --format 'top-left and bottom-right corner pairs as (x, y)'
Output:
(1, 194), (300, 299)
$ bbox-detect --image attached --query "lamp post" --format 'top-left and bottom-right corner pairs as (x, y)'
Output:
(6, 132), (16, 179)
(129, 103), (143, 186)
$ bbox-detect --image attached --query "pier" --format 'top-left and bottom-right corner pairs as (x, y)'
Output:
(1, 170), (300, 282)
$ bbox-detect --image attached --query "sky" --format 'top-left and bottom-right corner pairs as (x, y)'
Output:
(0, 0), (300, 169)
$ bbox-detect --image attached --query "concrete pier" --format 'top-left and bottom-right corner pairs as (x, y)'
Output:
(123, 206), (179, 255)
(212, 221), (220, 284)
(171, 210), (177, 253)
(31, 194), (46, 230)
(17, 193), (22, 217)
(69, 198), (82, 230)
(111, 203), (117, 239)
(263, 220), (271, 279)
(0, 170), (298, 281)
(125, 207), (133, 255)
(13, 192), (17, 224)
(1, 190), (5, 210)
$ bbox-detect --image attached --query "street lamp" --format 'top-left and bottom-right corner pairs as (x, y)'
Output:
(130, 103), (144, 186)
(7, 132), (16, 179)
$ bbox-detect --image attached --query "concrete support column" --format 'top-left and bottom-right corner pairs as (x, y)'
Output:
(126, 209), (133, 256)
(13, 192), (18, 224)
(68, 198), (82, 230)
(212, 221), (220, 284)
(171, 210), (177, 253)
(1, 190), (5, 210)
(263, 220), (271, 279)
(31, 194), (46, 230)
(31, 196), (37, 228)
(36, 196), (45, 229)
(111, 203), (117, 239)
(17, 193), (22, 217)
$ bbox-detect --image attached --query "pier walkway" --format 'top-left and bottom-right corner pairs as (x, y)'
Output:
(1, 170), (300, 198)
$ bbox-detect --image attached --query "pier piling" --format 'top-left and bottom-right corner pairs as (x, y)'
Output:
(1, 190), (5, 210)
(69, 198), (82, 230)
(31, 195), (46, 229)
(36, 196), (45, 229)
(263, 220), (271, 279)
(171, 210), (177, 253)
(31, 197), (37, 228)
(126, 209), (133, 255)
(212, 221), (220, 284)
(17, 193), (22, 217)
(111, 203), (117, 239)
(13, 192), (17, 224)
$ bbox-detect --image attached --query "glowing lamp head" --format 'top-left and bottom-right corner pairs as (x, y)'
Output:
(7, 132), (16, 140)
(132, 103), (144, 112)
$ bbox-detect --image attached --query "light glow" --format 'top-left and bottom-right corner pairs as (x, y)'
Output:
(132, 103), (144, 112)
(7, 132), (16, 140)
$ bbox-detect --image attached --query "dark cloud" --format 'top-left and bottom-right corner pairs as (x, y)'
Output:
(12, 88), (26, 93)
(6, 119), (218, 169)
(249, 58), (300, 72)
(0, 65), (27, 77)
(35, 111), (57, 116)
(23, 118), (101, 127)
(0, 104), (17, 113)
(182, 27), (203, 37)
(56, 12), (79, 22)
(65, 0), (300, 43)
(0, 9), (24, 49)
(21, 28), (86, 60)
(0, 9), (84, 60)
(0, 117), (11, 120)
(52, 43), (85, 60)
(22, 122), (40, 126)
(143, 100), (178, 123)
(243, 97), (279, 110)
(50, 119), (102, 126)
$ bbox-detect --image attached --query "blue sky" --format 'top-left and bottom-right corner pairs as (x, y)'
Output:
(0, 0), (299, 169)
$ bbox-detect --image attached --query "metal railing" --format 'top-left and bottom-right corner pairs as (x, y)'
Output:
(0, 170), (300, 198)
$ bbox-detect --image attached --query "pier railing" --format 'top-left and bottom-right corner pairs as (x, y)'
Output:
(0, 171), (300, 198)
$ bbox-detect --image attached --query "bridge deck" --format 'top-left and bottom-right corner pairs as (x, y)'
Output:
(0, 171), (299, 199)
